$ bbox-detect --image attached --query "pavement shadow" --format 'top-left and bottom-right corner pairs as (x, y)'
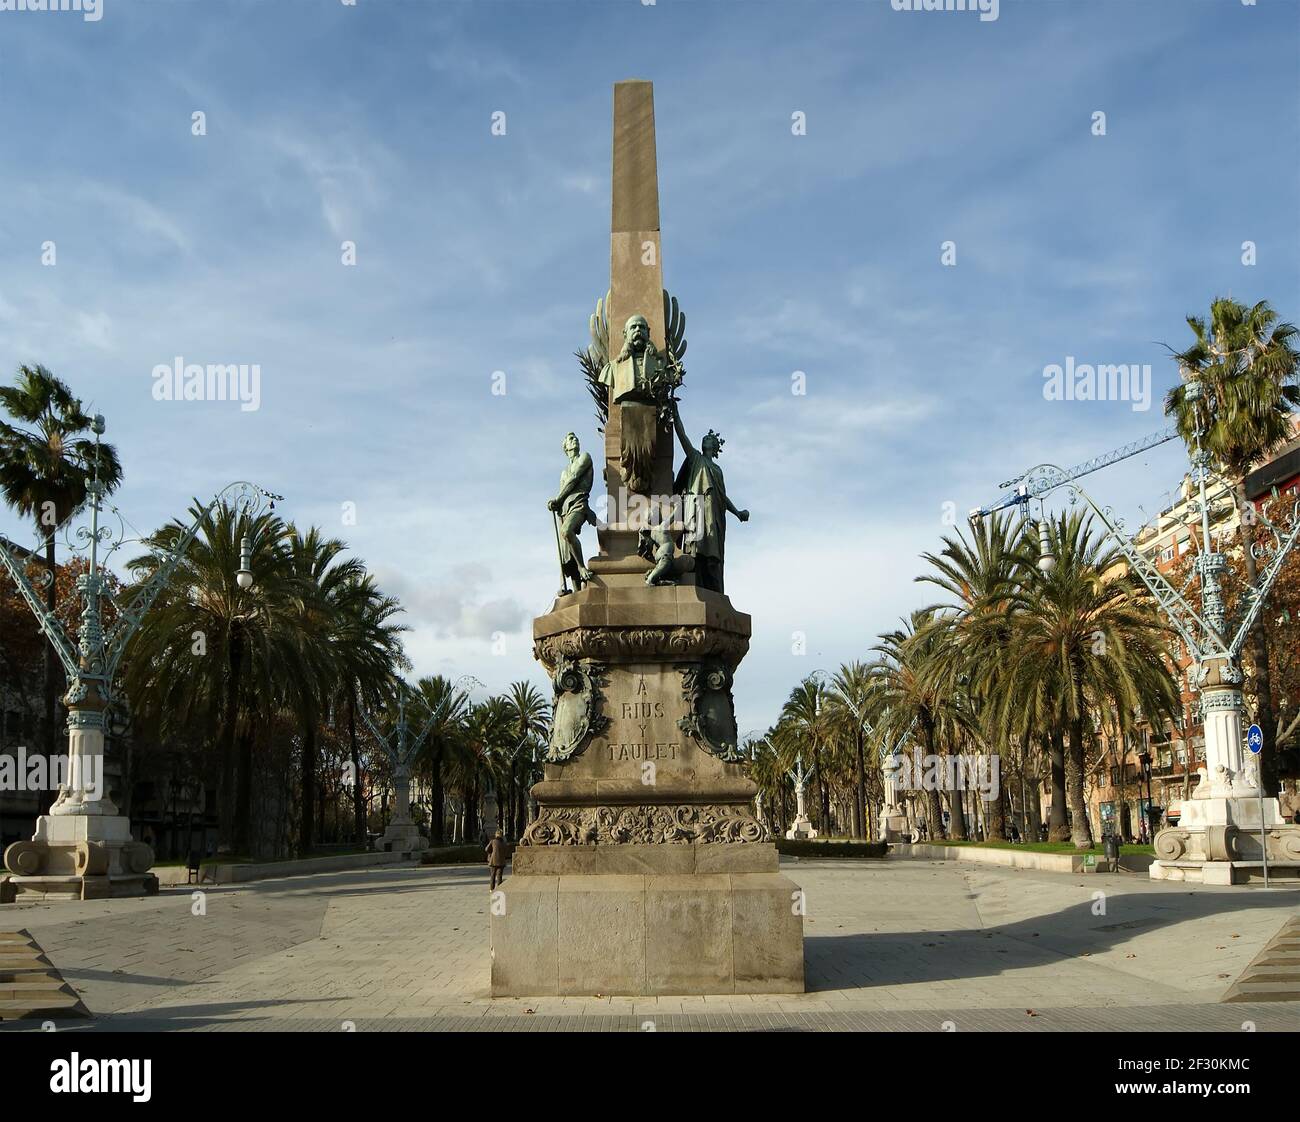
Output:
(805, 878), (1299, 993)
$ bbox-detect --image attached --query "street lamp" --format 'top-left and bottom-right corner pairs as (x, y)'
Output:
(0, 414), (281, 902)
(1036, 518), (1056, 573)
(361, 674), (483, 856)
(236, 536), (254, 590)
(991, 379), (1300, 880)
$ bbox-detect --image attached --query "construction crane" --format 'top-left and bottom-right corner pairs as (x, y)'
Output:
(969, 424), (1180, 521)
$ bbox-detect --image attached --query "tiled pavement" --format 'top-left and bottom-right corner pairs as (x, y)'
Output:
(1, 857), (1297, 1032)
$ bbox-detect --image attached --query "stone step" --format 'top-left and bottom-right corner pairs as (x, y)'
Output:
(1221, 981), (1300, 1003)
(0, 930), (89, 1020)
(1221, 914), (1300, 1003)
(0, 995), (86, 1018)
(0, 983), (72, 1000)
(0, 966), (54, 979)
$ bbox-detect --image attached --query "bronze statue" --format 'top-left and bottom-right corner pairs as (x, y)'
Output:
(637, 501), (695, 587)
(548, 432), (597, 591)
(671, 401), (748, 595)
(599, 313), (679, 405)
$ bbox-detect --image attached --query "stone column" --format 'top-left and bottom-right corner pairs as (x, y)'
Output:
(378, 761), (423, 856)
(876, 753), (909, 842)
(1150, 659), (1300, 883)
(598, 79), (673, 557)
(3, 678), (156, 902)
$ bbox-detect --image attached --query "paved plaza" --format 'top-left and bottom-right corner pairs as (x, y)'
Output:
(1, 856), (1297, 1032)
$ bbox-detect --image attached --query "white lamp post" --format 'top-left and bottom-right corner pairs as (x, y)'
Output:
(0, 415), (281, 902)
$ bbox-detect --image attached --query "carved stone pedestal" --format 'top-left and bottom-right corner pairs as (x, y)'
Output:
(489, 577), (805, 996)
(1148, 785), (1300, 884)
(2, 812), (157, 903)
(785, 816), (818, 841)
(1149, 686), (1300, 883)
(2, 709), (157, 904)
(377, 822), (424, 857)
(376, 766), (423, 856)
(878, 804), (913, 844)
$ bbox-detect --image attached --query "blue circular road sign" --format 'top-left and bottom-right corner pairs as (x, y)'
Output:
(1247, 724), (1264, 754)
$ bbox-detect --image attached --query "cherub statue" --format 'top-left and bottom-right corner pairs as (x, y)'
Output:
(637, 504), (695, 587)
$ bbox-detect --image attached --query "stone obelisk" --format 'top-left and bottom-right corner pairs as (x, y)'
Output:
(490, 80), (804, 997)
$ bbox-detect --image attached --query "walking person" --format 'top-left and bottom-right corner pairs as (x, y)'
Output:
(485, 829), (509, 891)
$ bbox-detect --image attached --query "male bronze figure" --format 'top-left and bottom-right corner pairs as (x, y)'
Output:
(548, 432), (598, 590)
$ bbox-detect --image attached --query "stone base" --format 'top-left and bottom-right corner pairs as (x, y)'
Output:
(1150, 802), (1300, 883)
(3, 813), (156, 905)
(378, 822), (424, 856)
(490, 865), (805, 996)
(1, 872), (159, 902)
(879, 811), (914, 844)
(786, 815), (818, 840)
(1148, 859), (1300, 884)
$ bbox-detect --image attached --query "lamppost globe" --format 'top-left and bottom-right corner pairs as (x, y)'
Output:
(236, 535), (254, 589)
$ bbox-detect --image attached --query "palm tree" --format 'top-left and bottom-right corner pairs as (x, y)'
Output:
(503, 681), (549, 839)
(282, 526), (369, 855)
(773, 677), (833, 833)
(997, 511), (1179, 848)
(824, 662), (875, 839)
(336, 577), (408, 846)
(0, 364), (122, 809)
(455, 697), (515, 842)
(748, 733), (788, 836)
(413, 675), (472, 845)
(1164, 297), (1300, 796)
(872, 610), (975, 840)
(122, 501), (296, 854)
(918, 511), (1030, 840)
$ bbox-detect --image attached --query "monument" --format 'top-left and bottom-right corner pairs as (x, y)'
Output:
(878, 750), (914, 843)
(489, 80), (805, 996)
(360, 691), (428, 859)
(784, 757), (819, 841)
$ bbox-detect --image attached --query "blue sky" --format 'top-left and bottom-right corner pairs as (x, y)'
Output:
(1, 0), (1297, 733)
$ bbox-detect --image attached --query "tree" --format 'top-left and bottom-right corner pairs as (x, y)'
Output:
(503, 680), (548, 839)
(413, 675), (471, 845)
(282, 526), (372, 855)
(455, 697), (515, 842)
(872, 611), (974, 840)
(334, 576), (407, 846)
(0, 365), (122, 811)
(919, 511), (1030, 841)
(997, 511), (1179, 848)
(1165, 297), (1300, 795)
(773, 677), (834, 833)
(824, 662), (875, 839)
(122, 501), (296, 854)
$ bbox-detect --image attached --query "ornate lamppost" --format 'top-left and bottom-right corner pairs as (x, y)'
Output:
(360, 675), (481, 856)
(0, 414), (280, 902)
(991, 380), (1300, 882)
(784, 755), (818, 840)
